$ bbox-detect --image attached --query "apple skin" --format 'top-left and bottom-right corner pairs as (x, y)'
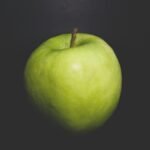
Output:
(24, 33), (122, 132)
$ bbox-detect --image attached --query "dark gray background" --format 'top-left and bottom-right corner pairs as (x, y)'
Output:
(1, 0), (149, 149)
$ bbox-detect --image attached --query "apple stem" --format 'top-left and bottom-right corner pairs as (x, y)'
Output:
(70, 28), (78, 48)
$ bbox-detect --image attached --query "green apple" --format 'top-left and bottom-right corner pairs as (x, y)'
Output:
(24, 29), (122, 132)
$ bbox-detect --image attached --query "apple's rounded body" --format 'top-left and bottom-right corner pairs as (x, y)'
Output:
(24, 33), (122, 132)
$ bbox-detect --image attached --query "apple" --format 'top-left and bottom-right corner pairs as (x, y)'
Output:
(24, 29), (122, 132)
